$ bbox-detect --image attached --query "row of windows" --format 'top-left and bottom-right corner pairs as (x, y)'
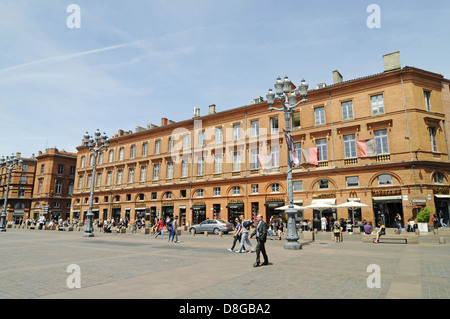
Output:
(36, 180), (74, 196)
(40, 164), (76, 176)
(75, 183), (282, 205)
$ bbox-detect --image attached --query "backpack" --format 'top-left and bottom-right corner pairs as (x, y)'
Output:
(243, 220), (252, 230)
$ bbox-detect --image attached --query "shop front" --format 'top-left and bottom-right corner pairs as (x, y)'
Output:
(434, 194), (450, 227)
(264, 198), (284, 221)
(191, 202), (206, 225)
(162, 202), (174, 220)
(226, 200), (244, 224)
(372, 191), (403, 227)
(179, 205), (187, 226)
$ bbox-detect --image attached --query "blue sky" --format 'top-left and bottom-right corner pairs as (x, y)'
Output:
(0, 0), (449, 157)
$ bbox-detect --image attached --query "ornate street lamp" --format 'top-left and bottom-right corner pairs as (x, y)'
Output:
(0, 154), (23, 232)
(266, 75), (308, 250)
(82, 129), (109, 237)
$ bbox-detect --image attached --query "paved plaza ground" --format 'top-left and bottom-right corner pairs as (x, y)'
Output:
(0, 227), (449, 302)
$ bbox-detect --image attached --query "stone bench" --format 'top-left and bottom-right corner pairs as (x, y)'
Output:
(111, 227), (126, 233)
(361, 234), (418, 244)
(58, 226), (74, 231)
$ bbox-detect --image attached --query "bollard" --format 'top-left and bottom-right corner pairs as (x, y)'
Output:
(219, 231), (223, 237)
(204, 231), (208, 237)
(191, 229), (195, 236)
(439, 237), (446, 244)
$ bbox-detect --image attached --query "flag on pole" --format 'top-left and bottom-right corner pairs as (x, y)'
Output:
(302, 148), (319, 165)
(357, 139), (377, 157)
(283, 129), (301, 167)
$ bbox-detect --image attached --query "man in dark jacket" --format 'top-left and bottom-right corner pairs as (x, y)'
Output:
(250, 214), (269, 267)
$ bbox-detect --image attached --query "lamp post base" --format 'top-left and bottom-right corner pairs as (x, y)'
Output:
(284, 241), (302, 250)
(82, 232), (94, 238)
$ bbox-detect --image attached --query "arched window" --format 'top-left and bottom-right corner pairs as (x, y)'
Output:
(434, 172), (444, 184)
(271, 183), (280, 193)
(377, 174), (393, 185)
(318, 179), (329, 189)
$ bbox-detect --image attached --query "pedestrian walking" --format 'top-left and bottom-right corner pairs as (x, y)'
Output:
(439, 210), (447, 227)
(228, 218), (244, 252)
(167, 217), (174, 242)
(155, 218), (165, 239)
(394, 213), (402, 234)
(331, 220), (342, 243)
(268, 216), (274, 240)
(237, 219), (255, 253)
(432, 214), (439, 234)
(250, 214), (269, 267)
(170, 216), (180, 243)
(277, 222), (284, 240)
(321, 216), (327, 232)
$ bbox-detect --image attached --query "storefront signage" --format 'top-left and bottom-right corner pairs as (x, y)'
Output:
(266, 197), (284, 202)
(228, 199), (243, 204)
(136, 203), (146, 208)
(433, 188), (449, 195)
(162, 201), (174, 206)
(372, 189), (401, 197)
(193, 201), (205, 206)
(312, 193), (335, 199)
(112, 204), (121, 209)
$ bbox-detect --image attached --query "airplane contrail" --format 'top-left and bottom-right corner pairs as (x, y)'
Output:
(0, 40), (145, 74)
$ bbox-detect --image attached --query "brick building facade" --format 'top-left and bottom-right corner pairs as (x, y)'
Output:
(71, 53), (450, 228)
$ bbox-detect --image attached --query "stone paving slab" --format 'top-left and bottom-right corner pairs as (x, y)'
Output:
(0, 228), (449, 300)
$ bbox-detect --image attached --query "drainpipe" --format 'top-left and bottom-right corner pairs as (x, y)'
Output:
(400, 72), (414, 161)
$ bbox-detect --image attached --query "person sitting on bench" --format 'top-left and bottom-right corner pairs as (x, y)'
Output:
(374, 221), (385, 243)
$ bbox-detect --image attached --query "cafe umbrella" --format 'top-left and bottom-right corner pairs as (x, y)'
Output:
(336, 201), (368, 221)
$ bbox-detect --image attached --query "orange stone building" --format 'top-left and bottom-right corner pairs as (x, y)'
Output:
(0, 153), (37, 222)
(31, 148), (77, 221)
(71, 52), (450, 229)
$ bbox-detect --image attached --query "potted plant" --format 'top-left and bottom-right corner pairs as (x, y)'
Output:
(416, 207), (432, 234)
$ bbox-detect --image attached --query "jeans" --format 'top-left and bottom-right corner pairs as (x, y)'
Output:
(230, 235), (242, 250)
(238, 232), (254, 252)
(168, 230), (178, 242)
(155, 229), (163, 239)
(396, 223), (402, 234)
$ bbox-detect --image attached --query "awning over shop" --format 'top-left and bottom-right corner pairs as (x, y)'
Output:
(311, 198), (336, 205)
(372, 196), (402, 201)
(264, 201), (284, 208)
(191, 204), (206, 210)
(226, 203), (244, 209)
(435, 195), (450, 198)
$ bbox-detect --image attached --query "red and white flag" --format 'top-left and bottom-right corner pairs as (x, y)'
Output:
(258, 154), (272, 171)
(357, 139), (377, 157)
(302, 148), (318, 166)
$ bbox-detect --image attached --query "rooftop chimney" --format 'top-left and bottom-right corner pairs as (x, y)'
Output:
(383, 51), (401, 72)
(333, 70), (343, 84)
(193, 107), (200, 118)
(208, 104), (216, 115)
(161, 118), (168, 126)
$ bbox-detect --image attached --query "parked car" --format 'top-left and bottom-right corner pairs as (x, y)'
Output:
(189, 219), (233, 235)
